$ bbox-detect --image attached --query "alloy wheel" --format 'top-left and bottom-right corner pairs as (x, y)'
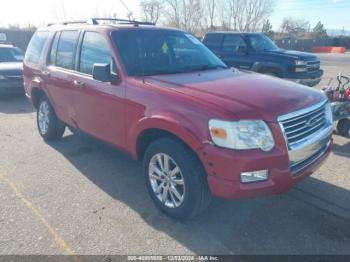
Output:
(38, 101), (50, 135)
(148, 153), (186, 208)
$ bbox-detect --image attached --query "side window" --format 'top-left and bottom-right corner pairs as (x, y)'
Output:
(56, 31), (80, 70)
(49, 32), (60, 65)
(24, 31), (49, 65)
(79, 32), (112, 75)
(222, 35), (246, 53)
(203, 34), (223, 52)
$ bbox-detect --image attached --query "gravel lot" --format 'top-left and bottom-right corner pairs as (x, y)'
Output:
(0, 53), (349, 256)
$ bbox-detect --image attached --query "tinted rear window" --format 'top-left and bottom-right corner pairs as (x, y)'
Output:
(55, 31), (80, 70)
(25, 31), (49, 65)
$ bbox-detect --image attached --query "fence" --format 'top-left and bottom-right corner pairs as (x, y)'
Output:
(0, 29), (35, 51)
(274, 38), (350, 52)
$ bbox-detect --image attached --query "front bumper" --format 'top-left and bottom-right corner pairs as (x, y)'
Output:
(288, 77), (322, 87)
(285, 70), (323, 87)
(0, 79), (24, 95)
(198, 123), (332, 200)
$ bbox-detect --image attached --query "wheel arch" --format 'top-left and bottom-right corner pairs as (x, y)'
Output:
(134, 117), (204, 161)
(31, 87), (47, 109)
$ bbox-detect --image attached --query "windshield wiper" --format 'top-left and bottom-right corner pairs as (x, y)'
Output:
(187, 64), (229, 72)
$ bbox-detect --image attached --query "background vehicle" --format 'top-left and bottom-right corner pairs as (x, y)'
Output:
(323, 74), (350, 136)
(203, 32), (323, 87)
(24, 19), (333, 219)
(0, 43), (24, 95)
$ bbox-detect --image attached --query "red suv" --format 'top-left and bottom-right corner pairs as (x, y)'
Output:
(24, 19), (333, 219)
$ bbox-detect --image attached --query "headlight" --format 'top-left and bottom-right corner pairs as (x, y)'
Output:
(209, 120), (275, 152)
(325, 102), (333, 124)
(295, 60), (307, 66)
(295, 67), (308, 73)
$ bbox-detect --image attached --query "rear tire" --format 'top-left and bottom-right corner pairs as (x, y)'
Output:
(336, 119), (350, 137)
(37, 96), (65, 141)
(143, 137), (212, 220)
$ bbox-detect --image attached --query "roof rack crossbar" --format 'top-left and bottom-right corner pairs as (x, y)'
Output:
(91, 18), (155, 26)
(61, 20), (90, 25)
(47, 18), (155, 27)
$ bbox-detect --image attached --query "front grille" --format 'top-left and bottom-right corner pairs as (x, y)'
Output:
(306, 61), (320, 72)
(5, 75), (23, 80)
(280, 102), (327, 147)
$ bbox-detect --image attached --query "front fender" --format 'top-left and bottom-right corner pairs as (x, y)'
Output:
(129, 113), (207, 160)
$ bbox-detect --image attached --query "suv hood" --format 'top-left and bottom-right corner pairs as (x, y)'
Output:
(146, 69), (326, 122)
(0, 62), (23, 76)
(264, 49), (318, 61)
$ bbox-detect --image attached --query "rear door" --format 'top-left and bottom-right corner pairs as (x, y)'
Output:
(72, 31), (125, 147)
(45, 30), (81, 126)
(220, 34), (253, 70)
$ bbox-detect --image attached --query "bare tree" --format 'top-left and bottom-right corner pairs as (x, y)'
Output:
(146, 0), (276, 35)
(140, 0), (163, 24)
(205, 0), (216, 30)
(280, 17), (310, 38)
(216, 0), (275, 32)
(163, 0), (204, 34)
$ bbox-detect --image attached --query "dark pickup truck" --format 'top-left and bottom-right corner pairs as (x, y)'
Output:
(203, 32), (323, 87)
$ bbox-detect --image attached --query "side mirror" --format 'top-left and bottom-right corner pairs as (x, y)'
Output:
(92, 63), (118, 83)
(236, 46), (248, 55)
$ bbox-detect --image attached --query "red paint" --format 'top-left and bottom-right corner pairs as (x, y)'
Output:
(312, 46), (346, 54)
(24, 24), (331, 200)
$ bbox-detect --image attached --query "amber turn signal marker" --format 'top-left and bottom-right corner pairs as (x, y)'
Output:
(210, 128), (228, 139)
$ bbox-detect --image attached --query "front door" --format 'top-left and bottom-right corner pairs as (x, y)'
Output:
(220, 34), (253, 70)
(72, 31), (125, 148)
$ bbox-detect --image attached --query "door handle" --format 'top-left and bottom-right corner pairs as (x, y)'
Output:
(42, 71), (51, 77)
(74, 80), (85, 87)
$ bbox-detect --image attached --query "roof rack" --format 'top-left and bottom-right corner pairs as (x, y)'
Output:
(48, 18), (155, 27)
(91, 18), (155, 26)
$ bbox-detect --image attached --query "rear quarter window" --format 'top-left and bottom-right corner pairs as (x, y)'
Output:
(24, 31), (49, 65)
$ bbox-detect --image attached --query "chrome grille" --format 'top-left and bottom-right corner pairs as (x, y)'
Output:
(280, 102), (327, 148)
(306, 61), (320, 72)
(5, 75), (23, 80)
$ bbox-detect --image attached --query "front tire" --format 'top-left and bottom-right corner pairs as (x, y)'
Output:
(143, 137), (212, 219)
(37, 96), (65, 141)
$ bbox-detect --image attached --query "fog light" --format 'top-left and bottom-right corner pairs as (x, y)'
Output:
(240, 170), (268, 183)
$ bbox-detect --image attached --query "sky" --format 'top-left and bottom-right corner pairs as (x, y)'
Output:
(269, 0), (350, 31)
(0, 0), (349, 31)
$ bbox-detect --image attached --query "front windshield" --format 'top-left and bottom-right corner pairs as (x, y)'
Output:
(246, 34), (279, 52)
(112, 30), (227, 76)
(0, 47), (24, 62)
